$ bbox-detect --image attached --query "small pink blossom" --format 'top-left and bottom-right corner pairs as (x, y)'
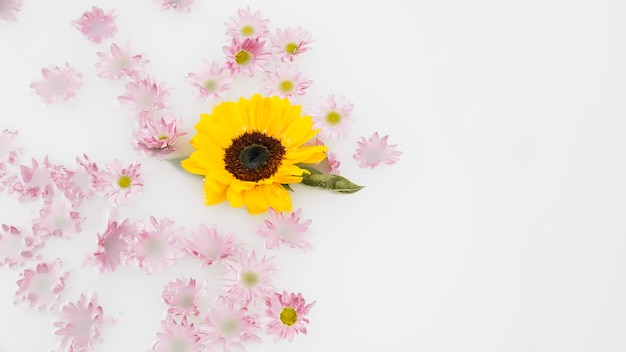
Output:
(95, 42), (149, 80)
(187, 61), (233, 102)
(162, 277), (206, 317)
(198, 295), (262, 352)
(92, 211), (136, 273)
(264, 291), (315, 342)
(15, 259), (69, 310)
(353, 132), (403, 168)
(30, 63), (83, 105)
(270, 27), (314, 62)
(225, 7), (270, 40)
(54, 293), (116, 352)
(118, 76), (171, 115)
(50, 154), (99, 205)
(0, 129), (21, 168)
(326, 150), (341, 175)
(72, 6), (117, 44)
(222, 248), (275, 304)
(94, 159), (143, 206)
(182, 224), (236, 267)
(262, 65), (312, 103)
(125, 216), (183, 274)
(0, 0), (22, 22)
(153, 316), (202, 352)
(310, 94), (355, 140)
(31, 196), (84, 239)
(156, 0), (194, 13)
(133, 115), (187, 159)
(223, 38), (271, 77)
(0, 224), (43, 267)
(257, 208), (313, 251)
(4, 156), (55, 201)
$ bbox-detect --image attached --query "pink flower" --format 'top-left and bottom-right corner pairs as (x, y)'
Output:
(264, 291), (315, 342)
(182, 224), (236, 267)
(326, 150), (341, 175)
(94, 159), (143, 206)
(162, 277), (206, 317)
(0, 129), (21, 168)
(92, 211), (136, 273)
(72, 6), (117, 44)
(50, 154), (99, 205)
(262, 65), (312, 103)
(118, 76), (171, 115)
(309, 94), (355, 140)
(198, 295), (262, 351)
(30, 63), (83, 105)
(0, 224), (43, 267)
(225, 7), (270, 40)
(95, 42), (149, 80)
(257, 208), (313, 251)
(133, 115), (187, 159)
(14, 259), (70, 310)
(156, 0), (194, 13)
(187, 61), (233, 102)
(31, 196), (84, 239)
(353, 132), (403, 168)
(54, 293), (116, 352)
(223, 38), (271, 77)
(4, 156), (55, 200)
(222, 248), (275, 304)
(153, 316), (202, 352)
(0, 0), (22, 22)
(270, 27), (314, 62)
(125, 216), (183, 274)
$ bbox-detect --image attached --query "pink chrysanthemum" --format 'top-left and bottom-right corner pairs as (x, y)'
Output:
(183, 224), (236, 267)
(125, 216), (183, 274)
(257, 208), (313, 251)
(31, 197), (84, 239)
(225, 7), (270, 40)
(198, 295), (262, 352)
(0, 129), (21, 167)
(157, 0), (194, 13)
(262, 65), (312, 103)
(162, 277), (206, 317)
(95, 42), (149, 80)
(92, 211), (136, 273)
(30, 63), (83, 105)
(153, 316), (202, 352)
(223, 248), (275, 304)
(54, 293), (116, 352)
(223, 38), (271, 77)
(0, 0), (22, 22)
(94, 159), (143, 206)
(187, 61), (233, 102)
(0, 224), (43, 267)
(4, 156), (55, 201)
(264, 291), (315, 342)
(118, 76), (171, 114)
(50, 154), (99, 205)
(72, 6), (117, 44)
(309, 94), (355, 140)
(353, 132), (403, 168)
(14, 259), (69, 310)
(133, 115), (187, 159)
(270, 27), (314, 62)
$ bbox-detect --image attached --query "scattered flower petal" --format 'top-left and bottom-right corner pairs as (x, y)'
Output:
(95, 42), (149, 80)
(94, 159), (143, 206)
(0, 224), (43, 267)
(15, 258), (69, 310)
(187, 61), (233, 102)
(270, 27), (313, 62)
(133, 115), (188, 160)
(223, 248), (275, 304)
(183, 224), (236, 267)
(225, 7), (270, 40)
(353, 132), (403, 168)
(310, 94), (355, 140)
(262, 64), (312, 103)
(30, 63), (83, 105)
(257, 208), (313, 251)
(72, 6), (117, 44)
(162, 277), (206, 317)
(126, 216), (183, 274)
(156, 0), (194, 13)
(153, 316), (203, 352)
(223, 38), (271, 77)
(264, 291), (315, 342)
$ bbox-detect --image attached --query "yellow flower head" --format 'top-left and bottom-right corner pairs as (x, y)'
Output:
(181, 94), (327, 214)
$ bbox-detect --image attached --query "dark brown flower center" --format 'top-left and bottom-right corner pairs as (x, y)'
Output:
(224, 131), (286, 182)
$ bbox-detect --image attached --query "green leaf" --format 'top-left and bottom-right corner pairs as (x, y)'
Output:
(282, 184), (295, 192)
(300, 172), (365, 194)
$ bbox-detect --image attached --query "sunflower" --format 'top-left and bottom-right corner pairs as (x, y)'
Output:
(181, 94), (327, 214)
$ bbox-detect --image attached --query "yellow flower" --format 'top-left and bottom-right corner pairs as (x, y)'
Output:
(181, 94), (328, 214)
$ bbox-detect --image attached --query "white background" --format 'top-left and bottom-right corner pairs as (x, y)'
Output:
(1, 0), (626, 351)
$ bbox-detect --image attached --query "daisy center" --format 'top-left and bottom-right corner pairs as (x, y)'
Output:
(279, 80), (294, 93)
(325, 111), (342, 125)
(220, 317), (241, 337)
(158, 135), (169, 140)
(117, 175), (132, 188)
(203, 80), (217, 92)
(240, 270), (259, 288)
(279, 307), (298, 326)
(285, 43), (299, 55)
(241, 25), (254, 36)
(176, 294), (194, 308)
(224, 131), (286, 182)
(235, 50), (251, 65)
